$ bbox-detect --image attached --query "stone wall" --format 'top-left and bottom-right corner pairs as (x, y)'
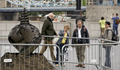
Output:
(1, 0), (6, 8)
(86, 5), (120, 22)
(86, 5), (120, 37)
(0, 21), (72, 36)
(0, 19), (120, 38)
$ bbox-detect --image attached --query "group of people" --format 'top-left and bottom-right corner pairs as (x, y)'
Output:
(39, 13), (89, 68)
(99, 13), (119, 37)
(99, 13), (119, 68)
(39, 12), (118, 69)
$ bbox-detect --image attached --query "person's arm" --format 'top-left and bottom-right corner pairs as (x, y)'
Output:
(111, 14), (114, 19)
(82, 17), (85, 21)
(67, 34), (69, 44)
(54, 30), (57, 35)
(111, 17), (115, 20)
(59, 30), (64, 36)
(99, 20), (101, 23)
(107, 30), (112, 40)
(66, 34), (69, 48)
(104, 30), (112, 43)
(41, 20), (49, 35)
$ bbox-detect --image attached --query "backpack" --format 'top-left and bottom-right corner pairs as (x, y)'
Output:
(107, 30), (119, 45)
(75, 27), (86, 32)
(115, 17), (120, 24)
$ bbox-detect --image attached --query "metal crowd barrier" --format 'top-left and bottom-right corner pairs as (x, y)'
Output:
(0, 35), (120, 70)
(0, 35), (61, 70)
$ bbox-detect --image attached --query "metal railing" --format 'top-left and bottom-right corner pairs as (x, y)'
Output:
(0, 35), (120, 70)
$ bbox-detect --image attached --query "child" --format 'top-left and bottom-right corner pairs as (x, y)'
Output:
(55, 25), (70, 67)
(99, 17), (106, 38)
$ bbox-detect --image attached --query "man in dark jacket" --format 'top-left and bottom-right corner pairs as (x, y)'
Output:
(72, 20), (89, 68)
(76, 12), (85, 27)
(40, 13), (57, 61)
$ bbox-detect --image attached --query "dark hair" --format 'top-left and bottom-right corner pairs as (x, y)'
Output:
(79, 12), (83, 15)
(101, 17), (104, 20)
(105, 21), (111, 27)
(77, 20), (83, 24)
(116, 13), (118, 16)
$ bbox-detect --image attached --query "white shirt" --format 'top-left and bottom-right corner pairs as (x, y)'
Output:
(78, 28), (82, 38)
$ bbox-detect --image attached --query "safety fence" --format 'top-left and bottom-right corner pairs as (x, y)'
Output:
(0, 35), (120, 70)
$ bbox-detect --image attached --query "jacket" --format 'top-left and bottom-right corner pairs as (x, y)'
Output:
(103, 28), (113, 47)
(72, 25), (89, 44)
(76, 15), (85, 24)
(56, 30), (69, 45)
(41, 17), (57, 40)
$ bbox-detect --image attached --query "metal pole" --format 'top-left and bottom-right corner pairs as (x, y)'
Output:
(61, 45), (65, 70)
(76, 0), (81, 10)
(98, 40), (102, 70)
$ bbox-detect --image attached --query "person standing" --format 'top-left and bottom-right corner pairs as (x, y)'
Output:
(72, 20), (89, 68)
(40, 13), (57, 61)
(99, 17), (106, 37)
(55, 25), (70, 67)
(102, 21), (112, 68)
(111, 13), (119, 35)
(76, 12), (85, 27)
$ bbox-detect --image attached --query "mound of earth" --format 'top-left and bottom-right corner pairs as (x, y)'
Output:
(0, 53), (55, 70)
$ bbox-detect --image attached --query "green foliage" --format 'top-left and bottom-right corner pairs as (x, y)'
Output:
(81, 0), (86, 6)
(39, 12), (47, 16)
(19, 12), (39, 16)
(52, 12), (64, 15)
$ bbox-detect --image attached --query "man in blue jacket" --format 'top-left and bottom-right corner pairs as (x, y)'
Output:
(72, 20), (89, 68)
(112, 13), (119, 35)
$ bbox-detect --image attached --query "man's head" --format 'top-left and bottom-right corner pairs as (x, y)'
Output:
(79, 12), (83, 16)
(64, 25), (70, 32)
(116, 13), (118, 16)
(48, 13), (54, 20)
(105, 21), (111, 29)
(77, 20), (83, 28)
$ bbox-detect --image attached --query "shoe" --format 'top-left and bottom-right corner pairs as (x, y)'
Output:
(40, 53), (43, 55)
(80, 65), (85, 68)
(76, 64), (81, 67)
(76, 64), (85, 68)
(56, 64), (59, 67)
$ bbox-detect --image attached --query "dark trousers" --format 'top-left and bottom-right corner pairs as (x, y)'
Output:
(105, 46), (111, 68)
(56, 44), (65, 65)
(113, 26), (118, 35)
(118, 0), (120, 3)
